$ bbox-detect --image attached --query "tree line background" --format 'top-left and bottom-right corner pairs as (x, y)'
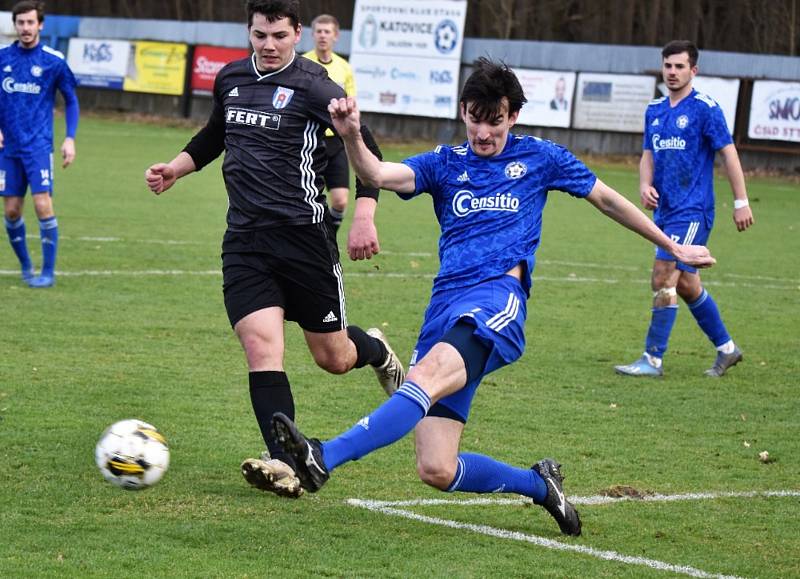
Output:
(9, 0), (799, 56)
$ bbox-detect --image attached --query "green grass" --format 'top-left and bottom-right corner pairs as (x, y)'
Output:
(1, 116), (798, 578)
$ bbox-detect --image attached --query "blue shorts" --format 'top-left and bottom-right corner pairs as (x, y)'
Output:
(410, 274), (527, 422)
(655, 220), (710, 274)
(0, 152), (54, 197)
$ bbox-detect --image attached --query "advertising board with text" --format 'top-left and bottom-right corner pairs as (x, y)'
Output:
(350, 0), (467, 118)
(513, 69), (576, 128)
(191, 45), (250, 95)
(747, 80), (800, 143)
(573, 73), (656, 133)
(123, 41), (188, 96)
(67, 37), (130, 89)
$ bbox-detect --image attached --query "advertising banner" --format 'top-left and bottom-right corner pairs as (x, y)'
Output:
(573, 73), (656, 133)
(123, 41), (188, 96)
(350, 0), (467, 118)
(747, 80), (800, 143)
(513, 69), (576, 128)
(658, 76), (740, 135)
(0, 11), (12, 45)
(352, 54), (460, 117)
(67, 37), (130, 89)
(191, 45), (250, 95)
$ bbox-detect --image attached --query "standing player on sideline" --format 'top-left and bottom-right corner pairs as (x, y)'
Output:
(269, 58), (715, 536)
(144, 0), (403, 499)
(615, 40), (754, 378)
(0, 1), (79, 288)
(302, 14), (356, 234)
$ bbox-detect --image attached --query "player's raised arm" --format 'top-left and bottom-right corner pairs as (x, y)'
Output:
(328, 97), (416, 193)
(585, 179), (716, 268)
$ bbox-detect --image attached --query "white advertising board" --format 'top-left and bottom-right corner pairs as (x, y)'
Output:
(67, 37), (130, 89)
(352, 54), (460, 118)
(658, 76), (740, 134)
(748, 80), (800, 143)
(513, 69), (576, 128)
(351, 0), (467, 118)
(573, 73), (656, 133)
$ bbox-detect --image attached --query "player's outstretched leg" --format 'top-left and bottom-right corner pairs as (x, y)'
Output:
(367, 328), (405, 395)
(270, 413), (329, 493)
(241, 452), (304, 498)
(532, 459), (582, 536)
(704, 346), (743, 377)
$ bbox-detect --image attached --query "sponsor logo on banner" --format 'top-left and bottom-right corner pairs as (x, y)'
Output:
(434, 95), (452, 108)
(190, 46), (249, 94)
(358, 14), (379, 49)
(430, 70), (453, 84)
(380, 91), (397, 105)
(391, 67), (417, 81)
(434, 20), (459, 54)
(82, 42), (113, 63)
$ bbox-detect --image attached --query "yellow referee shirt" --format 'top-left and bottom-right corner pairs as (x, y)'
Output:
(302, 50), (356, 136)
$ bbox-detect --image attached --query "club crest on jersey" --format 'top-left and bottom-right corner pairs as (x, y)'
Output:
(504, 161), (527, 180)
(272, 86), (294, 110)
(676, 115), (689, 129)
(31, 65), (42, 77)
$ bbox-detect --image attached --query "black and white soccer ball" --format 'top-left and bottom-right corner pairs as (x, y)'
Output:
(95, 419), (170, 490)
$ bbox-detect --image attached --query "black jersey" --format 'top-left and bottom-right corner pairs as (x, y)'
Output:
(184, 53), (345, 231)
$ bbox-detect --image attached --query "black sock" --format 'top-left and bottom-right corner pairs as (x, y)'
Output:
(347, 325), (387, 368)
(248, 371), (296, 469)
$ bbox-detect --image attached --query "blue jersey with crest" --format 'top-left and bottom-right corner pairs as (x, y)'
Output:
(643, 89), (732, 229)
(401, 134), (596, 296)
(0, 41), (78, 157)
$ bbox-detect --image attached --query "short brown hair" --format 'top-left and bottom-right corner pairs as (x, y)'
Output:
(311, 14), (340, 32)
(662, 40), (699, 67)
(12, 0), (45, 23)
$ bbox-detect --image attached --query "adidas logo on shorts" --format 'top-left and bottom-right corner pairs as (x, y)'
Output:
(322, 311), (338, 323)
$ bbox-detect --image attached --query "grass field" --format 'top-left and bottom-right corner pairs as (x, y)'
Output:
(1, 116), (798, 578)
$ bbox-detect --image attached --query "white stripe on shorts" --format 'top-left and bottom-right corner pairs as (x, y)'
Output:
(486, 292), (520, 333)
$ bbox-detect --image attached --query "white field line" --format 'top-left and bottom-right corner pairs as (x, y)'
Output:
(348, 490), (800, 578)
(1, 268), (795, 291)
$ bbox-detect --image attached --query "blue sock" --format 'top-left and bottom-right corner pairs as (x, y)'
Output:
(645, 305), (678, 358)
(687, 289), (731, 347)
(5, 217), (32, 271)
(322, 381), (431, 471)
(446, 452), (548, 502)
(39, 217), (59, 277)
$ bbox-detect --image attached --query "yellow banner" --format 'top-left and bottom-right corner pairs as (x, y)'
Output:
(123, 41), (187, 96)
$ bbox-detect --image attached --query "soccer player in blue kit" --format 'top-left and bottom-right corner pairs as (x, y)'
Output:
(0, 1), (79, 288)
(615, 41), (753, 378)
(269, 58), (715, 536)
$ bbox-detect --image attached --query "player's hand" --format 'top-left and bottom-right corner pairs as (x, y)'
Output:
(347, 213), (380, 261)
(640, 185), (659, 210)
(61, 137), (76, 168)
(673, 244), (716, 268)
(328, 97), (361, 139)
(145, 163), (178, 194)
(733, 205), (754, 232)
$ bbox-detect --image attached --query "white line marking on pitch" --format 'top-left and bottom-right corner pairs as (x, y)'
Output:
(348, 490), (800, 578)
(0, 269), (796, 291)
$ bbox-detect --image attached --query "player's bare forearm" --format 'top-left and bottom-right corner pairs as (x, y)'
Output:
(586, 179), (715, 267)
(347, 198), (380, 261)
(638, 150), (658, 209)
(719, 144), (754, 231)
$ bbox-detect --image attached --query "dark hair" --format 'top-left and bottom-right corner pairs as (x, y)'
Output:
(311, 14), (340, 31)
(246, 0), (300, 29)
(459, 57), (527, 121)
(662, 40), (699, 67)
(12, 0), (45, 23)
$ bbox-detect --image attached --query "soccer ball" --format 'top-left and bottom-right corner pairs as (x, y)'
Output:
(95, 419), (170, 490)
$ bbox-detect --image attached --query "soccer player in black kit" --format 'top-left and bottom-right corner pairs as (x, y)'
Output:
(145, 0), (404, 498)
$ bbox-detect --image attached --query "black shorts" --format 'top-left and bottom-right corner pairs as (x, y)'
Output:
(324, 136), (350, 190)
(221, 223), (347, 332)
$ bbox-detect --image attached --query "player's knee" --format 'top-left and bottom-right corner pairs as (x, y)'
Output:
(4, 205), (22, 220)
(312, 350), (351, 375)
(416, 460), (457, 491)
(238, 335), (283, 369)
(651, 286), (677, 307)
